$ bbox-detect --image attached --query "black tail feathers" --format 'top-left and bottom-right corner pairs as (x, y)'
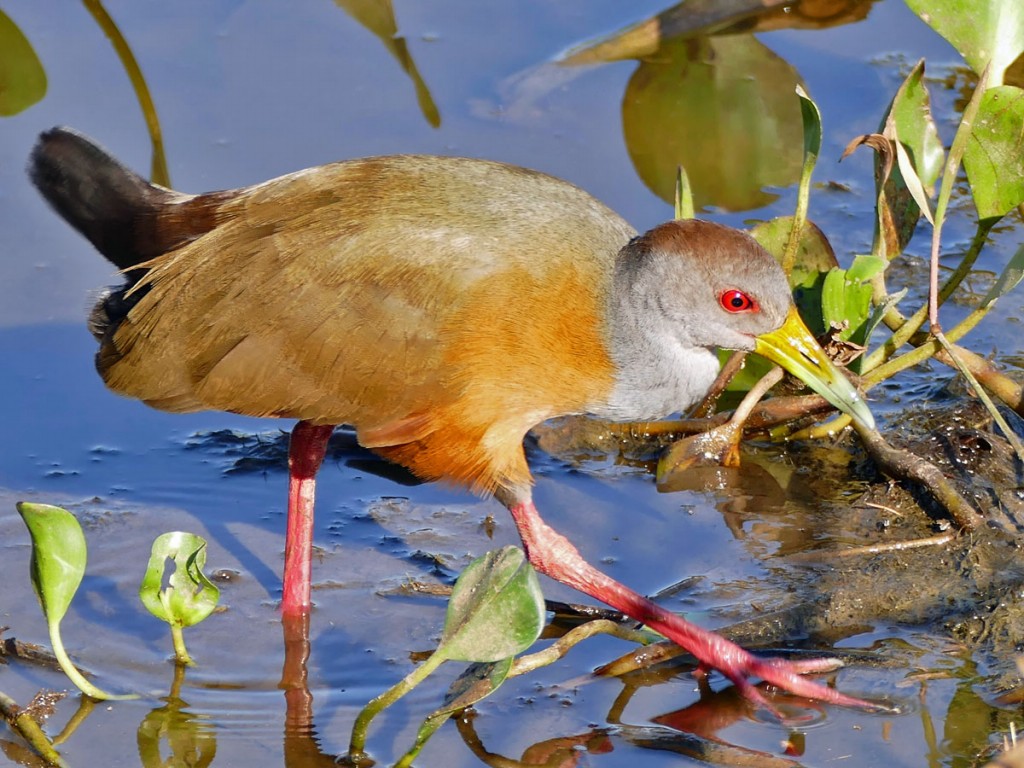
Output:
(29, 127), (176, 271)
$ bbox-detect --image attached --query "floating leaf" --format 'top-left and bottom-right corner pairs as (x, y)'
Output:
(0, 9), (47, 116)
(16, 502), (135, 700)
(964, 85), (1024, 221)
(904, 0), (1024, 85)
(438, 545), (545, 663)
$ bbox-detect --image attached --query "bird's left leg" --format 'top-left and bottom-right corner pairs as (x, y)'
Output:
(282, 420), (336, 616)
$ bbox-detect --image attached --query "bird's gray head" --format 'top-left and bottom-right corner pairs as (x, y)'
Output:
(613, 219), (792, 353)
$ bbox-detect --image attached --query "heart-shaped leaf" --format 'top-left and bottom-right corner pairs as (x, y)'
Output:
(437, 546), (545, 663)
(905, 0), (1024, 85)
(964, 85), (1024, 221)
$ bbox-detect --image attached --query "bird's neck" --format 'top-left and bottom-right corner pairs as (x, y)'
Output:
(591, 267), (722, 423)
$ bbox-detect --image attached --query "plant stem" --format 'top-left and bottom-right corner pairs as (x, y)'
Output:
(47, 620), (136, 701)
(170, 625), (194, 666)
(348, 651), (446, 758)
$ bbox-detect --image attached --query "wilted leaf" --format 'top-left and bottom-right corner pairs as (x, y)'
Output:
(905, 0), (1024, 85)
(656, 421), (743, 489)
(964, 85), (1024, 221)
(438, 546), (545, 663)
(859, 61), (944, 257)
(0, 9), (46, 116)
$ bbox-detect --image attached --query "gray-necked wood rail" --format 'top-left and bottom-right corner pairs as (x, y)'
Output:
(30, 126), (874, 712)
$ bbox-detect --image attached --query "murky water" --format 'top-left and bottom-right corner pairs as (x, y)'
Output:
(2, 1), (1023, 766)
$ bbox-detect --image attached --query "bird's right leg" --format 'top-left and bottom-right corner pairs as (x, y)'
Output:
(502, 495), (876, 714)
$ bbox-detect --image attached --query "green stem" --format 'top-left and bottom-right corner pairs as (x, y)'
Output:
(48, 620), (136, 701)
(348, 652), (446, 758)
(863, 220), (993, 372)
(81, 0), (169, 186)
(170, 625), (194, 666)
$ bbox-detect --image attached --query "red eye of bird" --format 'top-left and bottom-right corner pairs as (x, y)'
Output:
(719, 289), (758, 313)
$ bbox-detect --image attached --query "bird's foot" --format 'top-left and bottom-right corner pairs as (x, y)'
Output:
(695, 650), (884, 717)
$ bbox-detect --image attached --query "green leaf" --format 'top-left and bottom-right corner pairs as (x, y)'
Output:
(751, 216), (838, 336)
(17, 502), (86, 624)
(904, 0), (1024, 85)
(17, 502), (136, 700)
(821, 255), (886, 345)
(0, 9), (47, 117)
(674, 165), (694, 220)
(797, 84), (822, 162)
(396, 659), (513, 768)
(981, 242), (1024, 307)
(964, 85), (1024, 221)
(885, 60), (944, 193)
(782, 87), (824, 275)
(140, 532), (220, 628)
(437, 546), (545, 663)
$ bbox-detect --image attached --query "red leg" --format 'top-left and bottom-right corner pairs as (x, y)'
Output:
(281, 421), (335, 616)
(507, 499), (877, 713)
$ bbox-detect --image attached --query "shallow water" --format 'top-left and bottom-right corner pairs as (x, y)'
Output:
(2, 1), (1023, 766)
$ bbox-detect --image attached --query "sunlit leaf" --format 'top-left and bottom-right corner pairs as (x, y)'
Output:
(674, 165), (694, 220)
(796, 84), (822, 163)
(140, 532), (219, 628)
(894, 140), (935, 224)
(437, 546), (545, 663)
(396, 659), (513, 768)
(17, 502), (86, 624)
(885, 60), (944, 192)
(904, 0), (1024, 85)
(0, 9), (47, 116)
(821, 255), (886, 346)
(16, 502), (135, 700)
(963, 85), (1024, 221)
